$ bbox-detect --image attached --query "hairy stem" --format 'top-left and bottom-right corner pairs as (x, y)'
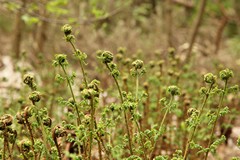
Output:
(183, 83), (214, 160)
(3, 130), (6, 160)
(134, 73), (148, 159)
(52, 127), (62, 160)
(105, 63), (133, 155)
(204, 80), (228, 160)
(136, 73), (139, 103)
(89, 96), (95, 160)
(150, 95), (173, 159)
(97, 139), (103, 160)
(135, 120), (148, 160)
(94, 120), (110, 160)
(6, 139), (12, 160)
(69, 41), (88, 86)
(61, 65), (81, 125)
(25, 118), (37, 160)
(33, 104), (50, 159)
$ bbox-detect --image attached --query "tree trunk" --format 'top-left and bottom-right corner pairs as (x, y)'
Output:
(36, 0), (48, 54)
(12, 0), (26, 58)
(151, 0), (157, 14)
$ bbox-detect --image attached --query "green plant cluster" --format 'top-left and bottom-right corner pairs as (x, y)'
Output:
(0, 24), (239, 160)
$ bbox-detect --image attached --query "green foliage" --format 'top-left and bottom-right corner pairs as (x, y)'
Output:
(21, 14), (39, 26)
(46, 0), (69, 15)
(0, 22), (239, 160)
(155, 155), (168, 160)
(209, 135), (226, 153)
(172, 150), (184, 160)
(3, 2), (20, 11)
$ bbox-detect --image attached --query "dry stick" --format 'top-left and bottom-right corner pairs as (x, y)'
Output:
(16, 144), (23, 160)
(105, 63), (133, 155)
(10, 131), (17, 158)
(204, 80), (228, 160)
(214, 16), (228, 55)
(185, 0), (208, 63)
(25, 118), (37, 160)
(16, 144), (28, 160)
(53, 137), (62, 160)
(38, 151), (42, 160)
(183, 83), (214, 160)
(3, 130), (6, 160)
(52, 127), (62, 160)
(6, 140), (12, 160)
(2, 129), (12, 160)
(89, 96), (95, 160)
(22, 152), (28, 160)
(143, 85), (150, 130)
(25, 118), (35, 146)
(97, 139), (103, 160)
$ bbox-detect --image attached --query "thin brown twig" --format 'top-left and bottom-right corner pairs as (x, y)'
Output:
(214, 0), (229, 55)
(214, 16), (228, 55)
(185, 0), (208, 63)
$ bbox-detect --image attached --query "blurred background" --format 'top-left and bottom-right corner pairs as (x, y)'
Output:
(1, 0), (240, 90)
(0, 0), (239, 64)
